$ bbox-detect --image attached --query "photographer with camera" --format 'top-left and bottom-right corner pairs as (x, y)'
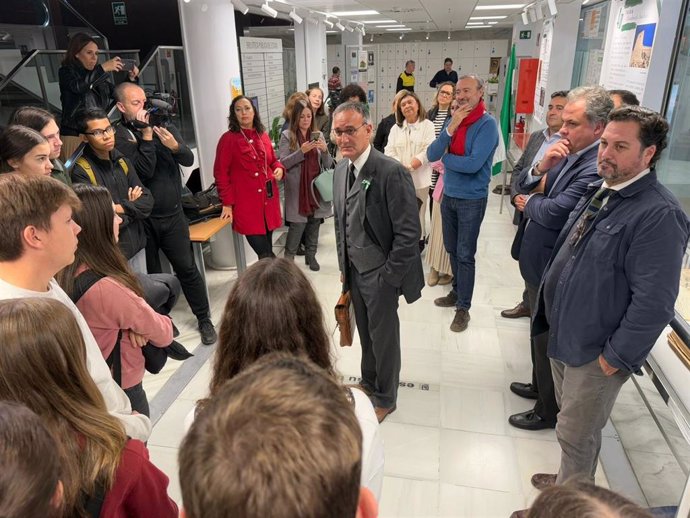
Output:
(58, 33), (139, 161)
(114, 83), (217, 346)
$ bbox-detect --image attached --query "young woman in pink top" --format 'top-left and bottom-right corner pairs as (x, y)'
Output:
(57, 184), (172, 417)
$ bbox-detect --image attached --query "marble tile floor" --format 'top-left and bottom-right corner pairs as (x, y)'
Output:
(142, 193), (688, 517)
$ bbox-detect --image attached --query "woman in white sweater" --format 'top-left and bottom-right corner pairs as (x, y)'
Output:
(384, 90), (436, 250)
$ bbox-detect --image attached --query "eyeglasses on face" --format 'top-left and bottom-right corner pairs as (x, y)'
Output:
(84, 126), (115, 137)
(333, 123), (367, 138)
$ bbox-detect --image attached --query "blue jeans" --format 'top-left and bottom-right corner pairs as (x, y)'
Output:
(441, 195), (488, 310)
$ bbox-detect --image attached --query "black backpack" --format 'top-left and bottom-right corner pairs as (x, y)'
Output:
(181, 183), (223, 223)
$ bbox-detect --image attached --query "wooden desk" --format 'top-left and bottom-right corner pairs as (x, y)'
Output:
(188, 217), (232, 301)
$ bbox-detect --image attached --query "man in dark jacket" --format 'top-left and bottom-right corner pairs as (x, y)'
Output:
(332, 102), (424, 423)
(429, 58), (458, 88)
(114, 83), (217, 346)
(71, 108), (153, 272)
(518, 106), (689, 505)
(507, 86), (611, 432)
(502, 90), (567, 319)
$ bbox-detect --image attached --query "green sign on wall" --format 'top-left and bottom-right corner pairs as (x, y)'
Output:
(112, 2), (127, 25)
(519, 30), (532, 40)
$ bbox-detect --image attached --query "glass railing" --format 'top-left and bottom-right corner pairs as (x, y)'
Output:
(0, 49), (139, 127)
(137, 46), (196, 147)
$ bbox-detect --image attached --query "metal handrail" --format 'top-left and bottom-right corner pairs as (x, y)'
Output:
(138, 46), (184, 74)
(0, 48), (141, 94)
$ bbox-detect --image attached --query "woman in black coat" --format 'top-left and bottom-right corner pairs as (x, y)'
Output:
(58, 33), (138, 160)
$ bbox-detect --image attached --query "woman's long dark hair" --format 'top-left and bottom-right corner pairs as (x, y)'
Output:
(0, 125), (48, 173)
(288, 100), (315, 152)
(56, 184), (143, 299)
(62, 32), (99, 67)
(207, 258), (334, 400)
(227, 95), (265, 133)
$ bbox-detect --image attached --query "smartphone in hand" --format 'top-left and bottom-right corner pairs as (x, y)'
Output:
(311, 131), (321, 142)
(120, 59), (137, 72)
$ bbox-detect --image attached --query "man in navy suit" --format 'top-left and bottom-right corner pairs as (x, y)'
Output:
(507, 86), (613, 431)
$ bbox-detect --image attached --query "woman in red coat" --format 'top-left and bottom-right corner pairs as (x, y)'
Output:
(214, 96), (284, 258)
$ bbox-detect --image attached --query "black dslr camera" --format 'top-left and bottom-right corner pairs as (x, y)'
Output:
(145, 92), (176, 127)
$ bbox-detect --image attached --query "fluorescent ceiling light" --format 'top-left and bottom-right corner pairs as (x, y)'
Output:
(467, 21), (486, 25)
(488, 21), (498, 24)
(328, 10), (379, 16)
(474, 3), (525, 8)
(469, 15), (507, 19)
(288, 9), (303, 24)
(326, 30), (338, 33)
(386, 27), (411, 31)
(231, 0), (249, 14)
(260, 2), (278, 17)
(376, 24), (405, 28)
(466, 26), (489, 28)
(361, 19), (397, 24)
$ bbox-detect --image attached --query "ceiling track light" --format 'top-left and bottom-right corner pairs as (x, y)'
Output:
(230, 0), (249, 15)
(546, 0), (558, 16)
(358, 25), (366, 36)
(399, 33), (404, 40)
(370, 33), (374, 42)
(260, 2), (278, 18)
(521, 11), (529, 24)
(345, 24), (354, 32)
(447, 30), (451, 40)
(288, 8), (303, 24)
(323, 18), (334, 28)
(335, 21), (345, 31)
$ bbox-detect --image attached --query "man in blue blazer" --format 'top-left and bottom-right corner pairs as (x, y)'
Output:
(508, 86), (613, 431)
(332, 102), (424, 423)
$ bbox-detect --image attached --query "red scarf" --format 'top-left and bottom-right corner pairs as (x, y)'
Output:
(297, 130), (321, 216)
(449, 100), (486, 156)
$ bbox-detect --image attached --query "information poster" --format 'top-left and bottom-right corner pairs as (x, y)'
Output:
(584, 49), (605, 86)
(599, 0), (658, 99)
(359, 50), (368, 72)
(583, 6), (603, 39)
(533, 18), (553, 124)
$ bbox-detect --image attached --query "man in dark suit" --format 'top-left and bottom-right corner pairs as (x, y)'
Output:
(332, 101), (424, 423)
(502, 91), (568, 319)
(508, 86), (612, 431)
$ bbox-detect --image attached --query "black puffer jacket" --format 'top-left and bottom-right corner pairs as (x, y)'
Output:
(58, 63), (114, 136)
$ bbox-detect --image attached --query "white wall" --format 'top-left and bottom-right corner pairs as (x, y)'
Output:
(294, 21), (328, 92)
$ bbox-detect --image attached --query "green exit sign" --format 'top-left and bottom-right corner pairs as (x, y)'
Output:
(519, 30), (532, 39)
(112, 2), (128, 25)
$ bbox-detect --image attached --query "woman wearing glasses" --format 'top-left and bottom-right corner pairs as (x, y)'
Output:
(425, 83), (455, 286)
(0, 125), (53, 176)
(214, 96), (284, 259)
(384, 90), (436, 253)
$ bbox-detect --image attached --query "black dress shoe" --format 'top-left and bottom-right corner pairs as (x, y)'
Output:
(509, 410), (556, 430)
(510, 381), (539, 400)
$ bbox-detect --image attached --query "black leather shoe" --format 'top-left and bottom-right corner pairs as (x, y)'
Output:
(510, 382), (539, 400)
(508, 410), (556, 430)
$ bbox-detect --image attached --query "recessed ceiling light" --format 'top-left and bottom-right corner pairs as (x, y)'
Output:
(361, 19), (398, 24)
(329, 10), (379, 16)
(375, 24), (405, 27)
(467, 22), (485, 25)
(466, 25), (490, 28)
(474, 4), (525, 9)
(386, 27), (411, 31)
(469, 15), (507, 19)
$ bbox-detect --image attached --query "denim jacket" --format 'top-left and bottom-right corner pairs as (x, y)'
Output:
(532, 171), (690, 372)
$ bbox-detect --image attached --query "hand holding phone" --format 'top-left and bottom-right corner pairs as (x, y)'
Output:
(311, 131), (321, 142)
(120, 59), (137, 72)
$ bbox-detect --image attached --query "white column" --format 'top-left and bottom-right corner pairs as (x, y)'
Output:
(294, 21), (328, 92)
(341, 29), (363, 81)
(178, 0), (241, 188)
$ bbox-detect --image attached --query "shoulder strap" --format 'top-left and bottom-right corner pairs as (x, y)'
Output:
(76, 157), (98, 186)
(82, 480), (107, 518)
(118, 157), (129, 175)
(71, 270), (124, 387)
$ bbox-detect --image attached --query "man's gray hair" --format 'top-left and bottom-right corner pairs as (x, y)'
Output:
(567, 86), (613, 126)
(458, 74), (484, 90)
(332, 101), (371, 124)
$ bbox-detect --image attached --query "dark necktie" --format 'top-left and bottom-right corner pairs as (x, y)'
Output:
(348, 163), (356, 191)
(570, 187), (612, 246)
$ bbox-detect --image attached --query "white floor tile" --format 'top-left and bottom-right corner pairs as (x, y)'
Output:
(379, 477), (440, 518)
(441, 386), (507, 436)
(439, 483), (526, 518)
(148, 398), (196, 448)
(380, 422), (440, 481)
(387, 386), (441, 428)
(439, 429), (521, 493)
